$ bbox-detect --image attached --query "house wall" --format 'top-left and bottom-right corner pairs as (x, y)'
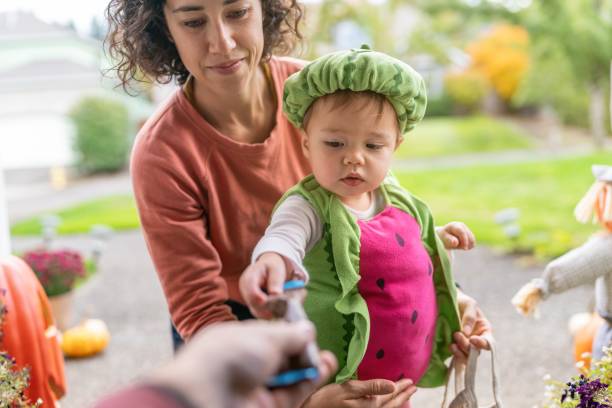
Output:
(0, 35), (100, 73)
(0, 74), (104, 169)
(0, 23), (152, 170)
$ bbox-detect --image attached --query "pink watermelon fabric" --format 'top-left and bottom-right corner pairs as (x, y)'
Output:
(356, 206), (438, 386)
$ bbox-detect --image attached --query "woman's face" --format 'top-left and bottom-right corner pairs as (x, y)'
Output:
(163, 0), (265, 87)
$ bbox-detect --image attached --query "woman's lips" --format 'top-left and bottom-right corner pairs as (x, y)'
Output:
(209, 58), (244, 75)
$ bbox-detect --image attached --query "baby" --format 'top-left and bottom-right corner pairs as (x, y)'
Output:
(241, 46), (467, 391)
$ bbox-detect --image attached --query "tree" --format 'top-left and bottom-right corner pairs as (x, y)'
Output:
(522, 0), (612, 146)
(466, 24), (529, 102)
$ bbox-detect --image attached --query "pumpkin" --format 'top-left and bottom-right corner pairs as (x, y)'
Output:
(61, 319), (110, 358)
(0, 255), (67, 405)
(569, 312), (605, 371)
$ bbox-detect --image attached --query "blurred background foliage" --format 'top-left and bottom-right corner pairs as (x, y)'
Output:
(303, 0), (611, 137)
(9, 0), (612, 260)
(299, 0), (612, 259)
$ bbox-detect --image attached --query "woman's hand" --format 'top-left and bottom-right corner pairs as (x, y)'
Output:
(436, 222), (476, 250)
(452, 290), (492, 362)
(240, 252), (293, 318)
(302, 378), (417, 408)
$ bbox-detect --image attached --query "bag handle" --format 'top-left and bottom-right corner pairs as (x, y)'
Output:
(441, 335), (503, 408)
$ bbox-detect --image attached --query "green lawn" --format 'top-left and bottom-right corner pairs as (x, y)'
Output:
(395, 116), (533, 159)
(10, 195), (139, 236)
(11, 151), (611, 260)
(394, 152), (612, 259)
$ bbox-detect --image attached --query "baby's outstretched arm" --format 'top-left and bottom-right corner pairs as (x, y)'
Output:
(241, 195), (322, 318)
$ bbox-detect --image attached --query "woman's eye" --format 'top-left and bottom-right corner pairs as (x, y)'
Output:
(227, 8), (249, 19)
(324, 141), (343, 148)
(183, 19), (204, 28)
(366, 143), (384, 150)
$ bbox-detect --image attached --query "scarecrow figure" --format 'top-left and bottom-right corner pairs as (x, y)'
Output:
(512, 165), (612, 361)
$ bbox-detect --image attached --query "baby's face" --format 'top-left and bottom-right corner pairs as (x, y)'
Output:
(302, 95), (400, 206)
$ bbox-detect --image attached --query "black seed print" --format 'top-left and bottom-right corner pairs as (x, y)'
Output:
(411, 310), (418, 324)
(397, 373), (405, 381)
(428, 264), (433, 276)
(425, 334), (430, 344)
(395, 233), (405, 247)
(376, 349), (385, 359)
(376, 278), (385, 290)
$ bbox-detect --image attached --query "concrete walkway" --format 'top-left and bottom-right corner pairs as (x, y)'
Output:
(13, 232), (172, 408)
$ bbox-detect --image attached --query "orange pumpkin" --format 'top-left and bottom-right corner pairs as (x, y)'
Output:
(0, 255), (66, 406)
(572, 312), (605, 371)
(61, 319), (110, 358)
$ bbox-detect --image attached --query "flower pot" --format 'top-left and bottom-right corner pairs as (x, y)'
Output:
(48, 291), (74, 331)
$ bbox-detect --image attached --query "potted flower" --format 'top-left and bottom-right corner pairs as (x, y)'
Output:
(22, 249), (86, 330)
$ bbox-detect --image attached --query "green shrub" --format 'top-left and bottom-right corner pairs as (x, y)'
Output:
(70, 97), (130, 173)
(425, 92), (454, 117)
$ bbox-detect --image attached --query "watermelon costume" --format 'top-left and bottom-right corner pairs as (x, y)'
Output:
(276, 175), (461, 387)
(276, 44), (462, 387)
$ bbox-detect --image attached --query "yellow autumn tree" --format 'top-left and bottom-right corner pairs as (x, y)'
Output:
(467, 24), (529, 101)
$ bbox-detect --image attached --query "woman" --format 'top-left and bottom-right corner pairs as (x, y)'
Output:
(106, 1), (490, 406)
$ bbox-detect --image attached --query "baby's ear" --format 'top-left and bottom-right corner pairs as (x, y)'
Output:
(394, 135), (404, 150)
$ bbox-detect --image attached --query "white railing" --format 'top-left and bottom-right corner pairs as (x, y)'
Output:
(0, 157), (11, 257)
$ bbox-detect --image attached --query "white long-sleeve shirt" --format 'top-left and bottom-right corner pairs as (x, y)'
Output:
(251, 191), (385, 280)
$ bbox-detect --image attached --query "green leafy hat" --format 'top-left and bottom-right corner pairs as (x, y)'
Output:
(282, 45), (427, 136)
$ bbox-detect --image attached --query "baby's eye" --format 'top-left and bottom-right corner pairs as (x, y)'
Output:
(183, 19), (205, 28)
(324, 141), (343, 148)
(366, 143), (384, 150)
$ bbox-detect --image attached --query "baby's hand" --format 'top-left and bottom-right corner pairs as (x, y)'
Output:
(436, 222), (476, 250)
(239, 252), (291, 319)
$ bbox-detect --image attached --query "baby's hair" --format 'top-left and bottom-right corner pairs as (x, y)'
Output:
(303, 90), (401, 141)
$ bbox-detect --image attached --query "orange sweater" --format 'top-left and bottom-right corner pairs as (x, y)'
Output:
(131, 57), (310, 339)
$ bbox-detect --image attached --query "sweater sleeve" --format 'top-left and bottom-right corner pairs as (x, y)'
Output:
(537, 234), (612, 298)
(131, 140), (235, 340)
(94, 384), (196, 408)
(251, 195), (322, 281)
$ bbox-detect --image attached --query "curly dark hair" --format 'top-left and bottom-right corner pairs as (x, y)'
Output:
(105, 0), (304, 91)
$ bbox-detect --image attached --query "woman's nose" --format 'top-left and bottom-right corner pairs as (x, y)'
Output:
(208, 21), (236, 55)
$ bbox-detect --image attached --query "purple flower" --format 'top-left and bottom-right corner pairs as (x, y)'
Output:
(562, 375), (611, 407)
